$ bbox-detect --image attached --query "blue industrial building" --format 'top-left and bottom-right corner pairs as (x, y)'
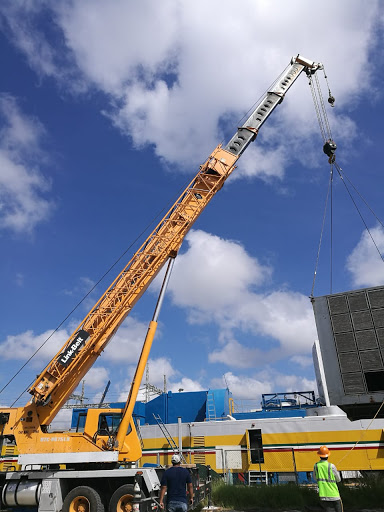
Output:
(71, 389), (316, 430)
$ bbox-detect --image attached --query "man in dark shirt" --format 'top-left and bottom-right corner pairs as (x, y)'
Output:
(159, 454), (193, 512)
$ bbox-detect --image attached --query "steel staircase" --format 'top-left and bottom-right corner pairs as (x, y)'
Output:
(152, 413), (187, 463)
(206, 390), (216, 420)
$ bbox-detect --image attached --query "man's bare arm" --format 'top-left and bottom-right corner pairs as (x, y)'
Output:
(187, 482), (194, 504)
(159, 485), (167, 509)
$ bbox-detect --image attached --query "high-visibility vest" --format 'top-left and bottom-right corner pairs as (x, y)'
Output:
(314, 460), (340, 498)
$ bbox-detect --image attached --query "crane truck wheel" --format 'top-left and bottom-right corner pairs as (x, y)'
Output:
(108, 484), (143, 512)
(62, 486), (104, 512)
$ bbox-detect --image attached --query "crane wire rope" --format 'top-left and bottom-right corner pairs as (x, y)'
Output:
(315, 72), (333, 140)
(335, 397), (384, 466)
(335, 162), (384, 230)
(309, 65), (336, 295)
(330, 164), (334, 294)
(334, 162), (384, 265)
(310, 166), (333, 297)
(1, 66), (292, 406)
(308, 74), (328, 142)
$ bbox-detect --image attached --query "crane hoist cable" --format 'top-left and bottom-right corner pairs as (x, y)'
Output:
(335, 161), (384, 230)
(309, 66), (384, 296)
(308, 65), (337, 164)
(310, 165), (333, 298)
(309, 65), (337, 296)
(335, 396), (384, 466)
(312, 159), (384, 297)
(334, 161), (384, 266)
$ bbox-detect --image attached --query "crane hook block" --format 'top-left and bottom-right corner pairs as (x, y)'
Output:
(323, 139), (337, 163)
(328, 95), (335, 107)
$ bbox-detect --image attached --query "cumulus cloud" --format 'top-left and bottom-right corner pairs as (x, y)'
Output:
(167, 230), (272, 313)
(1, 1), (381, 171)
(103, 316), (150, 364)
(167, 378), (205, 394)
(0, 94), (54, 233)
(209, 340), (279, 369)
(165, 230), (316, 366)
(290, 355), (313, 368)
(235, 143), (288, 182)
(84, 367), (110, 390)
(116, 356), (179, 402)
(114, 356), (205, 403)
(346, 225), (384, 287)
(0, 328), (70, 368)
(212, 370), (316, 403)
(221, 372), (272, 404)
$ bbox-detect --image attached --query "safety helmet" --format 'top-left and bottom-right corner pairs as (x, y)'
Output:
(317, 445), (330, 457)
(171, 454), (181, 464)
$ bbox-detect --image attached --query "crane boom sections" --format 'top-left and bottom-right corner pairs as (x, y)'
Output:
(27, 54), (322, 426)
(30, 145), (239, 424)
(225, 56), (322, 156)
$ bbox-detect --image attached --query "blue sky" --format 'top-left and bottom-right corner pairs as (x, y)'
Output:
(1, 1), (384, 428)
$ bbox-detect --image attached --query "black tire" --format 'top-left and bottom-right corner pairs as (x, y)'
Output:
(108, 484), (138, 512)
(63, 485), (105, 512)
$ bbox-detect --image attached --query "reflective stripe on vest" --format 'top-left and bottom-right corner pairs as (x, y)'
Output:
(314, 461), (340, 498)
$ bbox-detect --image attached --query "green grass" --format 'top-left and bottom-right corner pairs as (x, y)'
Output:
(210, 478), (384, 511)
(339, 477), (384, 510)
(211, 481), (318, 509)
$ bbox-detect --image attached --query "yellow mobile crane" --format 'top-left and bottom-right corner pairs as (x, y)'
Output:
(0, 55), (326, 512)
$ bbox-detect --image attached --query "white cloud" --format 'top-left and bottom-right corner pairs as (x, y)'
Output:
(103, 316), (152, 364)
(0, 94), (54, 233)
(116, 357), (177, 402)
(235, 143), (288, 181)
(167, 378), (205, 394)
(245, 291), (317, 354)
(290, 355), (313, 368)
(274, 373), (316, 393)
(0, 328), (70, 368)
(165, 230), (316, 367)
(212, 372), (273, 403)
(346, 225), (384, 287)
(168, 229), (272, 314)
(1, 1), (382, 171)
(56, 0), (179, 95)
(146, 358), (177, 388)
(84, 367), (110, 390)
(209, 340), (279, 369)
(0, 94), (44, 151)
(211, 370), (316, 403)
(114, 357), (205, 403)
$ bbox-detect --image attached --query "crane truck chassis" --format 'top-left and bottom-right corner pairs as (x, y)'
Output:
(0, 54), (327, 512)
(1, 465), (211, 512)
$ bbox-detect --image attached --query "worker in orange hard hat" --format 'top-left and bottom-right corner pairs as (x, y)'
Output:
(313, 446), (342, 512)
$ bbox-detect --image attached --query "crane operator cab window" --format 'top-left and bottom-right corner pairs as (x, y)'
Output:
(75, 412), (87, 433)
(74, 411), (132, 435)
(97, 413), (132, 435)
(99, 415), (110, 436)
